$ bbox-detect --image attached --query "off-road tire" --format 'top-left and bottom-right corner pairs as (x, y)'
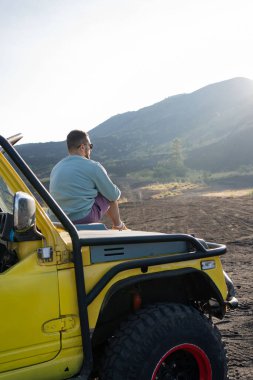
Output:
(100, 303), (228, 380)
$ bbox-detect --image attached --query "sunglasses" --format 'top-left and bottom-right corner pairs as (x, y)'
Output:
(77, 143), (93, 150)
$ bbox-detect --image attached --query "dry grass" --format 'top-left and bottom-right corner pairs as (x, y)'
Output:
(202, 188), (253, 198)
(138, 182), (200, 199)
(118, 196), (128, 204)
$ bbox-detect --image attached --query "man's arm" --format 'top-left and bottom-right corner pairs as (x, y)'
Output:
(93, 163), (121, 201)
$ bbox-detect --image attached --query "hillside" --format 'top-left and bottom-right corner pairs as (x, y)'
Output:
(16, 141), (67, 183)
(16, 77), (253, 185)
(89, 77), (253, 173)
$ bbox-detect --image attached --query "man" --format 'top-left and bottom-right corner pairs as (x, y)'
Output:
(49, 130), (127, 230)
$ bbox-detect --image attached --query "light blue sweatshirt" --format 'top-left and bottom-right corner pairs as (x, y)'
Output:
(49, 155), (121, 221)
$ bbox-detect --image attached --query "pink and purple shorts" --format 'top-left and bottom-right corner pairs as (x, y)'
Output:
(73, 193), (110, 225)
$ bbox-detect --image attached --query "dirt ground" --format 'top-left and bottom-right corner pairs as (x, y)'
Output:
(116, 190), (253, 379)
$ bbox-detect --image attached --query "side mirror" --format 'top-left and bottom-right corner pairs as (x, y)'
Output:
(13, 192), (36, 232)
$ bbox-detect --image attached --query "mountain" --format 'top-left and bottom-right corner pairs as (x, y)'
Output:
(16, 77), (253, 184)
(16, 141), (67, 181)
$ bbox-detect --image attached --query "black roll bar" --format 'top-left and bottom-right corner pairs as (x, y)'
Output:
(78, 233), (224, 249)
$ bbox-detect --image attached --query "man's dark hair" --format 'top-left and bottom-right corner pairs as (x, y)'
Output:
(67, 130), (89, 151)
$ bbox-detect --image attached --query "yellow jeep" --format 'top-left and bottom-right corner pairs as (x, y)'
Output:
(0, 134), (237, 380)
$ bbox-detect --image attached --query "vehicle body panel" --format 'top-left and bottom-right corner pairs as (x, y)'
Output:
(0, 255), (60, 372)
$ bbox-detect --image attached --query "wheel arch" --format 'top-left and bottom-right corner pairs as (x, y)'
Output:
(92, 268), (225, 347)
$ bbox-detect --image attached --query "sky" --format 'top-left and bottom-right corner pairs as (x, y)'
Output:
(0, 0), (253, 144)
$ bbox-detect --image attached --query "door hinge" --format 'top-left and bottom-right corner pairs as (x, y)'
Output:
(43, 316), (75, 333)
(56, 250), (72, 264)
(38, 247), (53, 262)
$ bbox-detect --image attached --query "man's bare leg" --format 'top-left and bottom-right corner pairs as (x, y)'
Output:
(106, 200), (122, 227)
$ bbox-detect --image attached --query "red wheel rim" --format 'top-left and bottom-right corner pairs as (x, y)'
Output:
(151, 343), (212, 380)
